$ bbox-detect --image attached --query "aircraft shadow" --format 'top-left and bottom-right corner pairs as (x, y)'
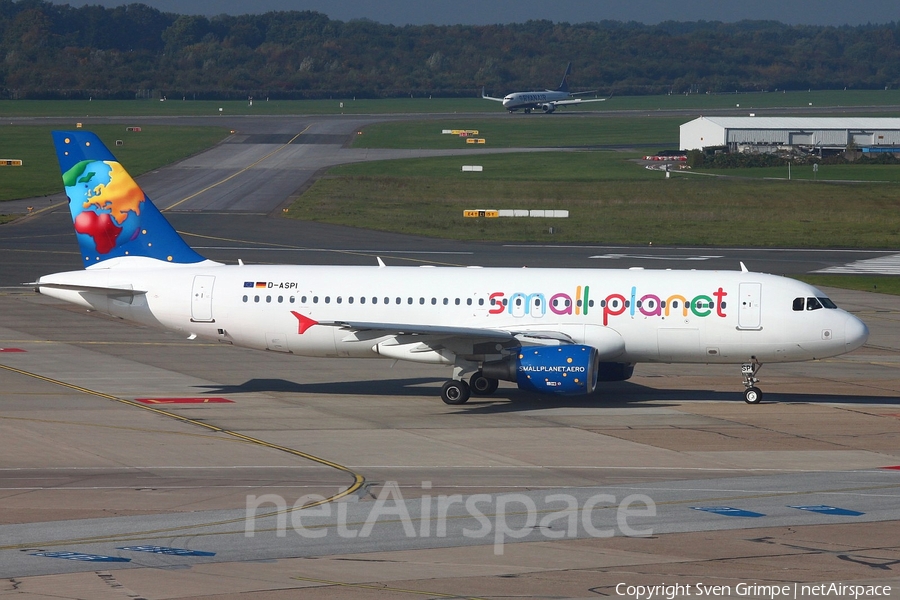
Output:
(194, 378), (899, 410)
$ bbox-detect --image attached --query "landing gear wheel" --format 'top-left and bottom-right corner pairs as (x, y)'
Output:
(744, 386), (763, 404)
(741, 358), (763, 405)
(469, 371), (499, 396)
(441, 380), (470, 405)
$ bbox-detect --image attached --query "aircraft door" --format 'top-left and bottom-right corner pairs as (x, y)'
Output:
(737, 282), (762, 330)
(191, 275), (215, 322)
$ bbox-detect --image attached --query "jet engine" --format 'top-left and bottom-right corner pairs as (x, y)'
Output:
(482, 345), (599, 395)
(541, 104), (556, 113)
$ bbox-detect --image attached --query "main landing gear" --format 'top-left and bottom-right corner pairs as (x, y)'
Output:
(440, 370), (500, 405)
(741, 357), (763, 404)
(440, 380), (470, 405)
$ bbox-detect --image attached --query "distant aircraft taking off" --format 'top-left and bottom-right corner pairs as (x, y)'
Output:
(37, 131), (868, 406)
(482, 62), (607, 113)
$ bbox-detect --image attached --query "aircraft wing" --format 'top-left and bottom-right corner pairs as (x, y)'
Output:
(320, 319), (575, 345)
(549, 97), (607, 107)
(481, 87), (504, 102)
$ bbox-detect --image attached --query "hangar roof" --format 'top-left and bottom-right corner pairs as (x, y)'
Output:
(691, 117), (900, 129)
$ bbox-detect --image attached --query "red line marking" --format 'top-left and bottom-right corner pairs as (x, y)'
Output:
(134, 397), (233, 404)
(881, 466), (900, 470)
(0, 348), (26, 353)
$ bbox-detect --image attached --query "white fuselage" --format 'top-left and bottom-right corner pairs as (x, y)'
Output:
(37, 260), (869, 366)
(502, 90), (571, 111)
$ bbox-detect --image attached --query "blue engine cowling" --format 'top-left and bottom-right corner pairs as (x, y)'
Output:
(482, 345), (600, 395)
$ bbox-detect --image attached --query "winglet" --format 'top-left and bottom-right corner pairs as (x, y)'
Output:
(52, 131), (205, 268)
(740, 261), (749, 272)
(291, 311), (319, 334)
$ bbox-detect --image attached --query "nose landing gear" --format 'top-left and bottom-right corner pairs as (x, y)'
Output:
(741, 358), (763, 404)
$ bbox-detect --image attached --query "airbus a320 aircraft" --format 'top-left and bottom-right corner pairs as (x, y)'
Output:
(37, 131), (868, 405)
(482, 62), (606, 113)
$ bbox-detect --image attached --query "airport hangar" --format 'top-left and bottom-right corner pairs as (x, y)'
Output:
(680, 116), (900, 154)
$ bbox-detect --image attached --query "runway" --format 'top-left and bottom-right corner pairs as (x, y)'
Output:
(0, 114), (899, 598)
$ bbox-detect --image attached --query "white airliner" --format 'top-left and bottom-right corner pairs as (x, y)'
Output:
(37, 131), (868, 405)
(482, 62), (606, 113)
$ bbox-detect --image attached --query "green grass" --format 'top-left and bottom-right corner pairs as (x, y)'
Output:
(698, 164), (900, 182)
(287, 151), (900, 248)
(353, 117), (681, 149)
(0, 125), (230, 202)
(3, 89), (900, 118)
(797, 275), (900, 295)
(329, 151), (653, 179)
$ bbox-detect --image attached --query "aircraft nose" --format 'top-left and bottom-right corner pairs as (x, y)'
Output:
(844, 314), (869, 352)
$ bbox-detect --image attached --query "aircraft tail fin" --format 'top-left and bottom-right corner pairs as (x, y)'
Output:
(52, 131), (206, 269)
(556, 62), (572, 93)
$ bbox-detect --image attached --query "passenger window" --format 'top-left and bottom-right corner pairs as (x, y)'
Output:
(254, 295), (259, 302)
(325, 296), (330, 304)
(478, 298), (484, 306)
(348, 297), (354, 304)
(467, 298), (472, 306)
(431, 298), (437, 305)
(806, 297), (823, 311)
(266, 296), (271, 303)
(336, 297), (342, 304)
(312, 296), (318, 303)
(443, 298), (449, 305)
(360, 297), (366, 304)
(793, 298), (804, 311)
(277, 296), (283, 303)
(242, 295), (248, 302)
(290, 296), (295, 303)
(455, 298), (460, 305)
(419, 298), (425, 305)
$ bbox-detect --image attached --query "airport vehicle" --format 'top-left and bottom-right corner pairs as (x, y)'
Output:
(37, 131), (869, 405)
(482, 62), (606, 113)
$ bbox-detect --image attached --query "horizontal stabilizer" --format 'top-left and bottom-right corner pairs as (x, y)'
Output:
(33, 282), (147, 295)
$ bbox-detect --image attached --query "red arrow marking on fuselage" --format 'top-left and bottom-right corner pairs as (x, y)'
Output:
(291, 311), (318, 334)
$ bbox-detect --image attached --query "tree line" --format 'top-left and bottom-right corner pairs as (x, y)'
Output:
(1, 0), (899, 99)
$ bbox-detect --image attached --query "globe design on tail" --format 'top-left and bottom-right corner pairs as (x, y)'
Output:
(63, 159), (144, 255)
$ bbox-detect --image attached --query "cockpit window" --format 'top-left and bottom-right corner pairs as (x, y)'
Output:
(819, 297), (837, 309)
(794, 296), (838, 311)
